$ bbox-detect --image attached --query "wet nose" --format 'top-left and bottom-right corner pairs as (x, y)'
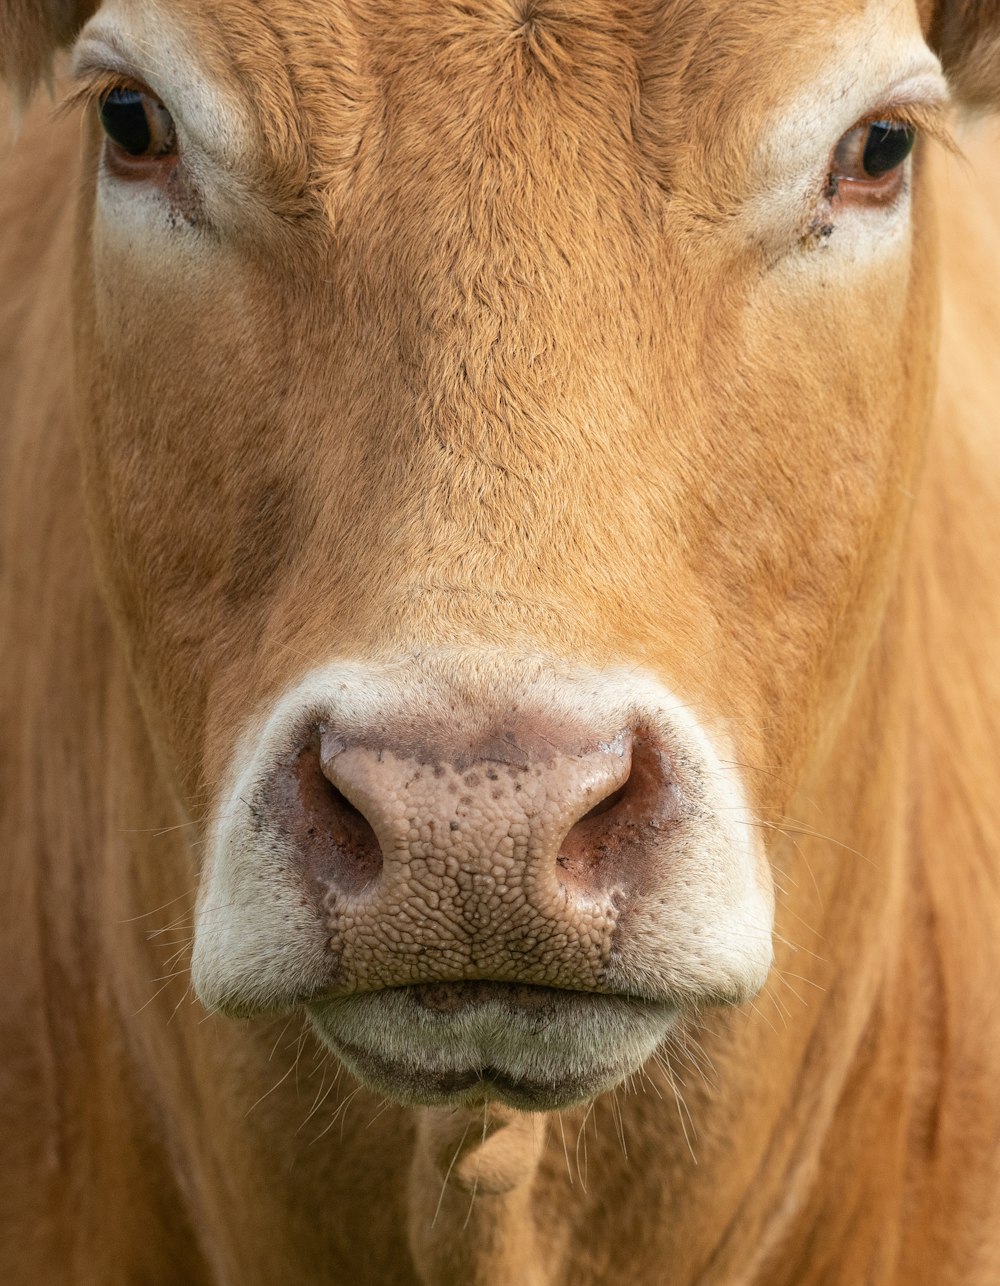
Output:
(269, 717), (679, 991)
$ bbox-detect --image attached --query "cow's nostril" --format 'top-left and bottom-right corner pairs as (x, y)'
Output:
(271, 723), (673, 924)
(575, 782), (629, 825)
(277, 744), (383, 897)
(557, 740), (675, 897)
(322, 778), (369, 829)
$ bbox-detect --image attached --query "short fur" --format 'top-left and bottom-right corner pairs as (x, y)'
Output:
(2, 1), (1000, 1283)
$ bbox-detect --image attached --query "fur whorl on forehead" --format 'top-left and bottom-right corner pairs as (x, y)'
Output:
(2, 0), (999, 121)
(1, 0), (96, 101)
(933, 0), (1000, 108)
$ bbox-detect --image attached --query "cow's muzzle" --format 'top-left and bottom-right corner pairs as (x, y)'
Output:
(192, 654), (774, 1108)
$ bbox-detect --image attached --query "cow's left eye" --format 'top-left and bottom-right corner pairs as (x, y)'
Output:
(830, 120), (916, 202)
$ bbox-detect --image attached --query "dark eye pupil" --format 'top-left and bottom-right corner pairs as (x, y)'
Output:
(100, 88), (152, 156)
(862, 122), (916, 179)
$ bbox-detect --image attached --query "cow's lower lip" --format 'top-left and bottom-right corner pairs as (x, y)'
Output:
(307, 982), (675, 1111)
(408, 979), (578, 1012)
(331, 1038), (611, 1110)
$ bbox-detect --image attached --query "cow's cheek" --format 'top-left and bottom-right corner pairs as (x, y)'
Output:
(698, 184), (937, 805)
(72, 171), (307, 785)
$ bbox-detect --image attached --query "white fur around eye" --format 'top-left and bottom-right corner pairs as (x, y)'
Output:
(734, 5), (945, 264)
(74, 0), (257, 164)
(94, 161), (200, 239)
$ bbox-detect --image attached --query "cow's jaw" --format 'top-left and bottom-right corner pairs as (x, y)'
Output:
(192, 652), (774, 1110)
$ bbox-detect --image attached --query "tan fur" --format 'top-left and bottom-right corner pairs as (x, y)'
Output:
(2, 2), (1000, 1282)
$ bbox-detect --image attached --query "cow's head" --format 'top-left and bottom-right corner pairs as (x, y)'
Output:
(6, 0), (999, 1111)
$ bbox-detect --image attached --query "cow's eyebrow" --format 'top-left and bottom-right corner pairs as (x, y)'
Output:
(845, 60), (948, 117)
(879, 68), (949, 106)
(69, 30), (162, 89)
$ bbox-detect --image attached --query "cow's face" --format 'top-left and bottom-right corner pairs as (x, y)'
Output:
(65, 0), (949, 1107)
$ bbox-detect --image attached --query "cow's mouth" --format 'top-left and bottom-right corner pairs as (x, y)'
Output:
(306, 981), (676, 1111)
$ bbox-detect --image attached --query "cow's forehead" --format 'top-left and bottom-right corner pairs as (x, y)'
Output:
(90, 0), (915, 49)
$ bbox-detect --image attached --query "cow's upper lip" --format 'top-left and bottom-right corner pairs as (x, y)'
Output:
(306, 981), (675, 1110)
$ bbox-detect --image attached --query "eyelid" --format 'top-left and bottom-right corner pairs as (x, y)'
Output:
(71, 33), (158, 94)
(876, 70), (951, 108)
(57, 68), (158, 121)
(60, 33), (171, 123)
(848, 73), (956, 152)
(841, 96), (958, 159)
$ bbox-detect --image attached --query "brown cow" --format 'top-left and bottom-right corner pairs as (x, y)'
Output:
(3, 2), (1000, 1283)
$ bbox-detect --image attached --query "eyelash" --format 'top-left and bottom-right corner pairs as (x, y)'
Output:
(59, 69), (149, 119)
(840, 100), (956, 157)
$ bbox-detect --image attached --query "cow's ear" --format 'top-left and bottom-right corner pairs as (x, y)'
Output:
(934, 1), (1000, 109)
(1, 0), (97, 102)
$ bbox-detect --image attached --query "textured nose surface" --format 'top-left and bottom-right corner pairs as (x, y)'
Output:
(324, 734), (631, 890)
(274, 720), (679, 994)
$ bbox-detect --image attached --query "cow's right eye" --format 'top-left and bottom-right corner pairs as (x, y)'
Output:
(99, 87), (176, 159)
(827, 117), (918, 209)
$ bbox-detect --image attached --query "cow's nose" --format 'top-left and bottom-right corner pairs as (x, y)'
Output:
(315, 728), (635, 901)
(273, 720), (678, 978)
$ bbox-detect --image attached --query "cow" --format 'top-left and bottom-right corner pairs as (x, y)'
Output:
(3, 0), (1000, 1282)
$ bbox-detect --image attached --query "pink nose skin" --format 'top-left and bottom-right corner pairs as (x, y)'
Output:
(267, 719), (681, 996)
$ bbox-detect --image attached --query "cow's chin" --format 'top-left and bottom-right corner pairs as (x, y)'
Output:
(306, 983), (676, 1112)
